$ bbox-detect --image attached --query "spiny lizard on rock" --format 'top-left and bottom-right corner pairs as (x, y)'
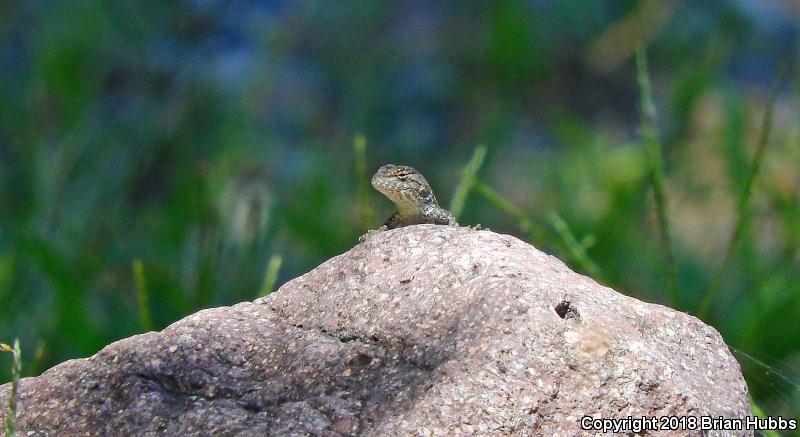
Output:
(360, 164), (458, 241)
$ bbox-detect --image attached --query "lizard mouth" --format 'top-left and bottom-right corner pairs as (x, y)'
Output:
(372, 181), (406, 203)
(371, 172), (400, 196)
(371, 180), (420, 210)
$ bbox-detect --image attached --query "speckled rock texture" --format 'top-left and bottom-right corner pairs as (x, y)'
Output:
(0, 225), (750, 436)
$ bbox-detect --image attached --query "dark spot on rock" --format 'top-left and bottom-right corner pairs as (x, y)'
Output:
(244, 399), (263, 413)
(339, 333), (359, 343)
(555, 300), (580, 320)
(355, 354), (371, 366)
(400, 278), (411, 284)
(638, 379), (659, 392)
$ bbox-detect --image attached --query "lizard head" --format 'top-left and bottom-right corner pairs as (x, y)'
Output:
(371, 164), (438, 212)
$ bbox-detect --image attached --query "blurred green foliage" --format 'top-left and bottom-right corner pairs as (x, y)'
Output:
(1, 0), (798, 420)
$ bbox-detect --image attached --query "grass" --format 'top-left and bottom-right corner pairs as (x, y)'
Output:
(449, 145), (487, 220)
(749, 398), (781, 437)
(635, 47), (677, 305)
(472, 179), (539, 235)
(1, 340), (20, 437)
(354, 135), (376, 229)
(258, 254), (284, 297)
(468, 170), (605, 281)
(545, 211), (604, 281)
(697, 69), (782, 318)
(133, 259), (153, 332)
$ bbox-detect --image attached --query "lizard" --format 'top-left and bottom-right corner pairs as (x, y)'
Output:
(361, 164), (457, 240)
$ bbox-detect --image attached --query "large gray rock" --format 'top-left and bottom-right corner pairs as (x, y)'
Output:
(0, 225), (750, 436)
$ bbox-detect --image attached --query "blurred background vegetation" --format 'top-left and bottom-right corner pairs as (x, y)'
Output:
(1, 0), (798, 423)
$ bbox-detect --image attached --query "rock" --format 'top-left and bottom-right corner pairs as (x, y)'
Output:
(0, 225), (751, 436)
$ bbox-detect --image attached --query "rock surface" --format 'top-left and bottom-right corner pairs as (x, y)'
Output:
(0, 225), (751, 436)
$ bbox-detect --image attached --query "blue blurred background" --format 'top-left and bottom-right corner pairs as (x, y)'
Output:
(1, 0), (798, 421)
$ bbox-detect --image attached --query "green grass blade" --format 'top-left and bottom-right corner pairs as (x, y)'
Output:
(636, 46), (678, 305)
(258, 254), (283, 297)
(1, 339), (21, 437)
(749, 397), (781, 437)
(27, 341), (46, 377)
(353, 134), (375, 227)
(16, 232), (95, 354)
(698, 69), (782, 318)
(132, 259), (153, 332)
(546, 212), (604, 282)
(449, 145), (487, 219)
(473, 180), (604, 281)
(473, 180), (535, 233)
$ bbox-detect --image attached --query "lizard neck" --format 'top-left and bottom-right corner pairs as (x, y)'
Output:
(396, 201), (423, 217)
(395, 198), (438, 218)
